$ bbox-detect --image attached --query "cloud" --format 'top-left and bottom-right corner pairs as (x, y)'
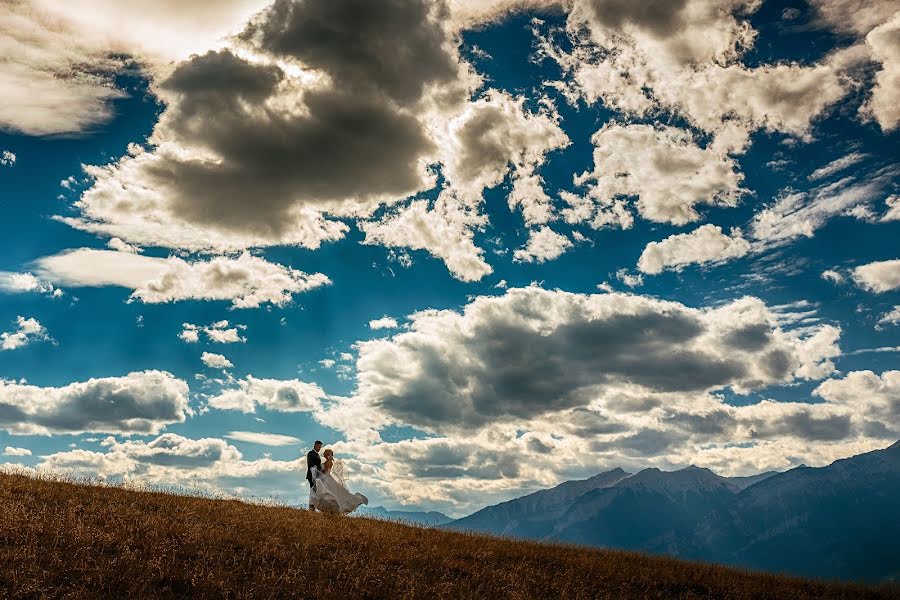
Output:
(513, 227), (573, 263)
(876, 306), (900, 329)
(750, 167), (898, 248)
(808, 152), (870, 181)
(882, 195), (900, 221)
(180, 321), (247, 344)
(3, 447), (31, 457)
(615, 269), (644, 288)
(851, 259), (900, 293)
(0, 272), (60, 296)
(550, 0), (851, 143)
(0, 371), (189, 435)
(808, 0), (898, 37)
(63, 0), (477, 253)
(563, 124), (746, 229)
(863, 12), (900, 131)
(348, 287), (841, 432)
(814, 370), (900, 438)
(224, 431), (301, 446)
(1, 316), (50, 351)
(1, 150), (15, 166)
(369, 317), (399, 331)
(638, 224), (751, 274)
(360, 193), (492, 282)
(106, 237), (140, 253)
(822, 269), (845, 284)
(201, 352), (233, 369)
(207, 376), (325, 414)
(36, 249), (329, 308)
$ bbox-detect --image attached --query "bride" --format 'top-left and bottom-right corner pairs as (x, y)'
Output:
(310, 449), (368, 514)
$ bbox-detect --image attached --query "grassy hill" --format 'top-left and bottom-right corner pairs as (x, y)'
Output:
(0, 473), (896, 599)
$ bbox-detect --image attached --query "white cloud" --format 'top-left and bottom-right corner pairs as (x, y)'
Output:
(808, 0), (899, 36)
(822, 269), (845, 284)
(1, 316), (50, 351)
(852, 259), (900, 293)
(564, 124), (746, 228)
(0, 371), (189, 435)
(369, 317), (399, 331)
(882, 195), (900, 221)
(361, 193), (492, 282)
(638, 225), (751, 274)
(106, 237), (140, 253)
(0, 272), (59, 296)
(876, 306), (900, 329)
(1, 150), (15, 166)
(224, 431), (300, 446)
(319, 359), (336, 369)
(808, 152), (870, 181)
(201, 352), (233, 369)
(814, 370), (900, 437)
(513, 227), (573, 263)
(36, 249), (330, 308)
(615, 269), (643, 288)
(3, 447), (31, 457)
(864, 12), (900, 131)
(750, 169), (897, 248)
(181, 321), (247, 345)
(207, 376), (325, 414)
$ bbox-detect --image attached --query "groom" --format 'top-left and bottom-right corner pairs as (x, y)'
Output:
(306, 440), (323, 511)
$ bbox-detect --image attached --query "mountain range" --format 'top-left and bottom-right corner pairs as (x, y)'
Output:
(445, 440), (900, 582)
(356, 505), (453, 526)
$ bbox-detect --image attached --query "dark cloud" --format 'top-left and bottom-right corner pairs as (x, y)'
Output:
(583, 0), (690, 37)
(357, 289), (831, 431)
(239, 0), (459, 104)
(0, 371), (188, 435)
(148, 49), (437, 236)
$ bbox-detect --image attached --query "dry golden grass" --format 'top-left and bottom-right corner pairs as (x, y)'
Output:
(0, 472), (896, 600)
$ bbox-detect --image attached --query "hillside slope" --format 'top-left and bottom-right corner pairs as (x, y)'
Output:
(0, 473), (895, 599)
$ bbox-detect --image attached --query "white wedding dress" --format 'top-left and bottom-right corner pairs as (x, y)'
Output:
(310, 460), (368, 514)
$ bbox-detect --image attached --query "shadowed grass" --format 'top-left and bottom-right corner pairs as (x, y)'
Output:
(0, 472), (896, 599)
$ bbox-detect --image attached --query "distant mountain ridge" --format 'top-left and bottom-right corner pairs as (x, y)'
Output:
(356, 505), (453, 526)
(447, 441), (900, 582)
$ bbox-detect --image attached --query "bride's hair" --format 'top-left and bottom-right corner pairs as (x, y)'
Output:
(323, 448), (334, 459)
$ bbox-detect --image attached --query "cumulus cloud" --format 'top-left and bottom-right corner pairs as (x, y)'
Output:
(814, 370), (900, 438)
(224, 431), (300, 446)
(201, 352), (233, 369)
(207, 376), (325, 414)
(822, 269), (845, 284)
(563, 124), (746, 229)
(808, 0), (898, 37)
(0, 371), (189, 435)
(513, 227), (573, 263)
(348, 287), (841, 432)
(36, 249), (329, 308)
(62, 0), (477, 253)
(369, 317), (399, 331)
(549, 0), (852, 143)
(808, 151), (870, 181)
(863, 12), (900, 131)
(360, 193), (492, 282)
(0, 272), (60, 296)
(1, 316), (50, 351)
(3, 447), (31, 457)
(852, 259), (900, 293)
(180, 321), (247, 344)
(1, 150), (15, 166)
(638, 224), (751, 274)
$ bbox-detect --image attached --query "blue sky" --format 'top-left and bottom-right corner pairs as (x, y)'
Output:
(0, 0), (898, 516)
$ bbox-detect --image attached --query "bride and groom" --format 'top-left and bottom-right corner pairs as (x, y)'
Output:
(306, 440), (368, 513)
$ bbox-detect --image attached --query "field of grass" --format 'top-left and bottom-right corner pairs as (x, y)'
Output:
(1, 472), (896, 599)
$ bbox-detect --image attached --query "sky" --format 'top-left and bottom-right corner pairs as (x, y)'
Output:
(0, 0), (898, 517)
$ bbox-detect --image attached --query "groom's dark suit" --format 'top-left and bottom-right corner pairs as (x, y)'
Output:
(306, 448), (321, 488)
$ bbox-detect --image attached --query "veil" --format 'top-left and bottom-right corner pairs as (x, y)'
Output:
(331, 459), (348, 487)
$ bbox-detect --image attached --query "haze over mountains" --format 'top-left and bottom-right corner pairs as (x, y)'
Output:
(447, 441), (900, 582)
